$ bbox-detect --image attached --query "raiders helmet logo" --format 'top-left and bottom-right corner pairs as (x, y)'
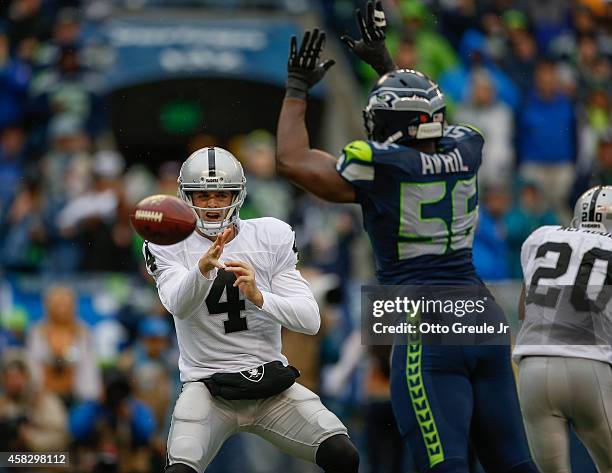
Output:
(240, 365), (264, 383)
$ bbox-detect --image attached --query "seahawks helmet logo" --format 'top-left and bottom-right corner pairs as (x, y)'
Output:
(374, 91), (398, 108)
(368, 88), (443, 113)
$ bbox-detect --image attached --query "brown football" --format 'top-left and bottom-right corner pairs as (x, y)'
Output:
(130, 195), (197, 245)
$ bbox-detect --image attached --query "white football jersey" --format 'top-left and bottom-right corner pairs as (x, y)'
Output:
(144, 217), (320, 382)
(514, 225), (612, 364)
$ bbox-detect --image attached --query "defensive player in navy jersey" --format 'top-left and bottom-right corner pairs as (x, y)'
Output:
(275, 3), (538, 473)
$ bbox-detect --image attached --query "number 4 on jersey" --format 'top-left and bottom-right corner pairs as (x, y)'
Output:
(205, 269), (247, 333)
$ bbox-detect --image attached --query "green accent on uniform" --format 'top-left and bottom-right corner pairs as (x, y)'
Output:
(459, 123), (484, 138)
(406, 313), (445, 468)
(398, 181), (449, 259)
(343, 140), (373, 164)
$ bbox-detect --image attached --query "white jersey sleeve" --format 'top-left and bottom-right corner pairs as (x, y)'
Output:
(143, 240), (217, 320)
(259, 223), (320, 335)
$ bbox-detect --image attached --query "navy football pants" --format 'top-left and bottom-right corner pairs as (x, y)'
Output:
(390, 342), (538, 473)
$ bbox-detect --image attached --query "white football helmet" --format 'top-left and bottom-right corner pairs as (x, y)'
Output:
(572, 185), (612, 233)
(177, 147), (247, 237)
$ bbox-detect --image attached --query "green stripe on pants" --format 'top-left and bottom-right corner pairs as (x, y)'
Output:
(405, 330), (445, 468)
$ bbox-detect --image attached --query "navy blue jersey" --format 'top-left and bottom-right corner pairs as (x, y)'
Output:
(336, 125), (484, 285)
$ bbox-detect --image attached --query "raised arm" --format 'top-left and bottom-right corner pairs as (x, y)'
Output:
(277, 98), (355, 203)
(276, 29), (355, 203)
(340, 0), (396, 76)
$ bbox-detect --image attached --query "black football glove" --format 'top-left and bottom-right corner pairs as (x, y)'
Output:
(286, 28), (336, 100)
(341, 0), (396, 76)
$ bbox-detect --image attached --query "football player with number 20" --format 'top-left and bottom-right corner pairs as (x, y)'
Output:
(144, 147), (359, 473)
(515, 185), (612, 473)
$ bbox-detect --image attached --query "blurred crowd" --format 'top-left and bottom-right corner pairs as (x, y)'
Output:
(0, 0), (610, 277)
(0, 0), (611, 472)
(0, 283), (182, 472)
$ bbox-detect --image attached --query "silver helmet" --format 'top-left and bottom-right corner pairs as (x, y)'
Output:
(572, 185), (612, 233)
(177, 147), (247, 237)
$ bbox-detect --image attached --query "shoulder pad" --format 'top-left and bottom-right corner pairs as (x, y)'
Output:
(251, 217), (293, 244)
(443, 124), (484, 139)
(458, 123), (484, 138)
(524, 225), (557, 248)
(343, 140), (373, 164)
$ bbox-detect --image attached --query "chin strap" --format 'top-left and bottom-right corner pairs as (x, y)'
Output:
(198, 219), (231, 237)
(383, 131), (403, 145)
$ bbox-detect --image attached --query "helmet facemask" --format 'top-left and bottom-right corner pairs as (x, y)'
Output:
(177, 147), (247, 237)
(179, 187), (246, 237)
(364, 106), (445, 145)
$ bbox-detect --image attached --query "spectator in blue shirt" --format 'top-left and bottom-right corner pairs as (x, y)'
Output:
(70, 369), (155, 443)
(518, 58), (576, 216)
(0, 124), (26, 220)
(505, 181), (559, 278)
(70, 369), (156, 473)
(439, 29), (520, 112)
(0, 31), (30, 132)
(473, 186), (511, 281)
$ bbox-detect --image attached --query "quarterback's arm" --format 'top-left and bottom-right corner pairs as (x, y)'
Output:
(276, 97), (355, 203)
(256, 224), (320, 335)
(259, 268), (321, 335)
(144, 242), (217, 320)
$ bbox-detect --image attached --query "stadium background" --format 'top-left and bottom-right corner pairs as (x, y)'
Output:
(0, 0), (611, 471)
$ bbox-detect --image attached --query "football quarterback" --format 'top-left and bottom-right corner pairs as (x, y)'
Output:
(144, 147), (359, 473)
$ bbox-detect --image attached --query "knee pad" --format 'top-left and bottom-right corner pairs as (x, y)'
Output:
(167, 435), (203, 472)
(315, 434), (359, 473)
(165, 463), (198, 473)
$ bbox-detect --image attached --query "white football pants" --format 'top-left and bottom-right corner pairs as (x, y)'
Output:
(518, 356), (612, 473)
(166, 381), (348, 472)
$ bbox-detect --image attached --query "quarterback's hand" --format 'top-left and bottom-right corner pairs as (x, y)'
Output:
(286, 28), (336, 100)
(341, 0), (396, 76)
(224, 260), (264, 308)
(198, 228), (232, 277)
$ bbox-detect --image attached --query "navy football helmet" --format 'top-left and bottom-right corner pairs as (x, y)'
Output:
(363, 69), (446, 144)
